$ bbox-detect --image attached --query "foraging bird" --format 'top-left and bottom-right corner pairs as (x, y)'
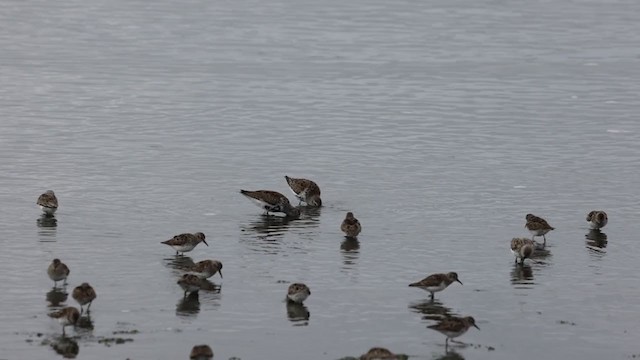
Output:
(190, 344), (214, 360)
(240, 189), (300, 218)
(284, 175), (322, 207)
(340, 212), (362, 238)
(37, 190), (58, 216)
(178, 274), (202, 297)
(287, 283), (311, 304)
(525, 214), (554, 245)
(48, 307), (80, 336)
(586, 210), (608, 230)
(510, 238), (535, 264)
(409, 272), (462, 300)
(427, 316), (480, 347)
(359, 347), (399, 360)
(189, 260), (223, 279)
(72, 282), (97, 315)
(47, 259), (70, 287)
(161, 232), (208, 256)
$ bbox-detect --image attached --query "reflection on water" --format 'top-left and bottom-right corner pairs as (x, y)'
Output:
(49, 336), (79, 359)
(46, 288), (68, 307)
(340, 239), (360, 271)
(239, 215), (292, 254)
(176, 292), (200, 318)
(286, 302), (310, 326)
(510, 264), (534, 287)
(37, 215), (57, 242)
(585, 230), (607, 256)
(163, 256), (196, 272)
(76, 315), (94, 331)
(408, 299), (454, 322)
(434, 349), (465, 360)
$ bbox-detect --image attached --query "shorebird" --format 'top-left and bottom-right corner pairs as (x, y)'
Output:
(287, 283), (311, 304)
(190, 344), (214, 360)
(428, 316), (480, 347)
(48, 307), (80, 336)
(72, 282), (97, 314)
(341, 212), (362, 238)
(359, 347), (400, 360)
(47, 259), (70, 287)
(525, 213), (554, 245)
(37, 190), (58, 216)
(284, 175), (322, 207)
(510, 237), (536, 264)
(178, 274), (202, 297)
(409, 272), (462, 300)
(240, 189), (300, 218)
(189, 260), (223, 279)
(161, 232), (208, 256)
(586, 210), (608, 230)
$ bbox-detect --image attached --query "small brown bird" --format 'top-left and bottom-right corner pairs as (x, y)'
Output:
(287, 283), (311, 304)
(189, 260), (223, 279)
(178, 274), (202, 297)
(359, 347), (399, 360)
(240, 189), (300, 218)
(341, 212), (362, 238)
(511, 238), (535, 264)
(48, 307), (80, 336)
(37, 190), (58, 216)
(409, 272), (463, 300)
(72, 282), (97, 314)
(47, 259), (70, 286)
(161, 232), (208, 256)
(586, 210), (608, 230)
(428, 316), (480, 347)
(525, 214), (554, 245)
(190, 344), (214, 359)
(284, 175), (322, 207)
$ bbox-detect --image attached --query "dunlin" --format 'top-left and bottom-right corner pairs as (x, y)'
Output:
(47, 259), (70, 286)
(360, 347), (399, 360)
(287, 283), (311, 304)
(72, 282), (96, 314)
(341, 212), (362, 238)
(161, 232), (208, 256)
(586, 210), (608, 230)
(510, 237), (536, 264)
(37, 190), (58, 216)
(190, 344), (214, 360)
(428, 316), (479, 347)
(409, 272), (462, 300)
(48, 307), (80, 336)
(240, 189), (300, 218)
(284, 175), (322, 207)
(525, 213), (554, 245)
(178, 274), (202, 297)
(189, 260), (223, 279)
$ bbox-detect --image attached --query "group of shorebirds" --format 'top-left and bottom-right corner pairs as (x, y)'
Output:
(37, 176), (610, 359)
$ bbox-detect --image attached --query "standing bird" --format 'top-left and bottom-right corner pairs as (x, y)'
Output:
(161, 232), (208, 256)
(47, 259), (70, 287)
(37, 190), (58, 216)
(189, 260), (223, 279)
(287, 283), (311, 304)
(510, 238), (535, 264)
(525, 214), (554, 245)
(586, 210), (608, 230)
(190, 344), (214, 360)
(428, 316), (480, 347)
(409, 272), (462, 300)
(178, 274), (202, 297)
(359, 347), (399, 360)
(48, 307), (80, 336)
(72, 283), (97, 315)
(341, 212), (362, 239)
(240, 189), (300, 218)
(284, 175), (322, 207)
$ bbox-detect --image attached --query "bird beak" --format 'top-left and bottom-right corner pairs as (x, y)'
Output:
(218, 270), (223, 279)
(456, 280), (463, 285)
(202, 240), (209, 246)
(473, 324), (480, 330)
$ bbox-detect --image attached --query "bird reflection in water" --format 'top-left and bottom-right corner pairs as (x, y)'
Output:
(585, 229), (607, 255)
(37, 214), (58, 241)
(76, 314), (94, 331)
(50, 336), (79, 359)
(239, 215), (293, 254)
(408, 299), (454, 322)
(286, 301), (310, 326)
(435, 349), (465, 360)
(163, 255), (196, 272)
(47, 288), (68, 307)
(510, 263), (534, 286)
(340, 238), (360, 271)
(176, 291), (200, 317)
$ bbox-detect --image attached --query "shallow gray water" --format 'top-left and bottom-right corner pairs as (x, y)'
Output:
(1, 0), (640, 359)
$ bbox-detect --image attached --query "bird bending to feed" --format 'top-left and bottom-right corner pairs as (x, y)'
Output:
(48, 307), (80, 336)
(287, 283), (311, 304)
(525, 213), (554, 245)
(189, 260), (223, 279)
(359, 347), (399, 360)
(48, 259), (70, 286)
(161, 232), (208, 256)
(341, 212), (362, 238)
(511, 238), (535, 264)
(409, 272), (462, 300)
(178, 274), (202, 297)
(586, 210), (608, 230)
(190, 344), (214, 360)
(239, 189), (300, 218)
(428, 316), (479, 347)
(72, 282), (97, 314)
(284, 175), (322, 207)
(37, 190), (58, 216)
